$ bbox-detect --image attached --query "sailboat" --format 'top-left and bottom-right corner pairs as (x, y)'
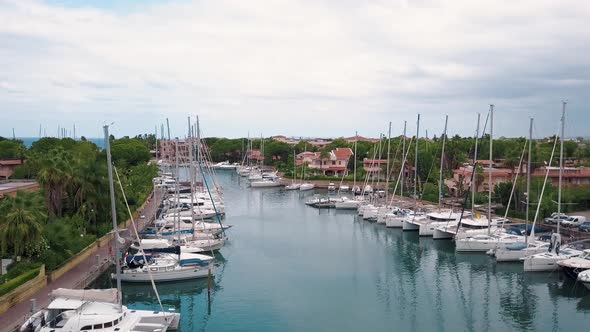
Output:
(22, 125), (180, 332)
(455, 106), (528, 252)
(299, 144), (315, 191)
(335, 133), (361, 209)
(523, 102), (587, 271)
(251, 136), (282, 187)
(402, 114), (422, 231)
(492, 118), (552, 262)
(414, 115), (466, 236)
(384, 122), (410, 227)
(285, 150), (301, 190)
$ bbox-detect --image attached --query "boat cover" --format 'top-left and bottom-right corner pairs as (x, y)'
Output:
(50, 288), (118, 304)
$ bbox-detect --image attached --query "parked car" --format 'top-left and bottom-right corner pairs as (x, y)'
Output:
(579, 221), (590, 232)
(544, 212), (568, 225)
(561, 216), (587, 228)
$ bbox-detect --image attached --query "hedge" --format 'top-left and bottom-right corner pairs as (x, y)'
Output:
(0, 266), (41, 297)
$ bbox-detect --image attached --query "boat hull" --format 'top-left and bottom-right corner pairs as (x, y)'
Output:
(403, 219), (419, 231)
(385, 216), (404, 228)
(118, 266), (215, 283)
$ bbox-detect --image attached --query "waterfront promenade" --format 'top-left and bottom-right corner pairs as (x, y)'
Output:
(0, 191), (159, 332)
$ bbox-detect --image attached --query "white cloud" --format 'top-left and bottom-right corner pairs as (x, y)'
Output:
(0, 0), (588, 139)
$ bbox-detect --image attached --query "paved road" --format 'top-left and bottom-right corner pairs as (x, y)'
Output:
(0, 190), (159, 332)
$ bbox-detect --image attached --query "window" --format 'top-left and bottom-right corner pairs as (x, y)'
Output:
(81, 326), (92, 330)
(104, 321), (113, 328)
(93, 324), (103, 329)
(332, 161), (335, 165)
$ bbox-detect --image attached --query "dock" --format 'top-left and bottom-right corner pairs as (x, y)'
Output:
(0, 190), (160, 332)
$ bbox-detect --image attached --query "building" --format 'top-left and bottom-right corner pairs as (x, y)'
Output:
(248, 149), (264, 162)
(532, 166), (590, 186)
(363, 158), (388, 178)
(0, 160), (22, 179)
(307, 138), (332, 148)
(297, 148), (353, 176)
(445, 162), (590, 197)
(158, 139), (191, 161)
(272, 135), (299, 145)
(344, 135), (381, 143)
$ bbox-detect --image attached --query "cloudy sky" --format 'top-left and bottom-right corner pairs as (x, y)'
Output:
(0, 0), (588, 139)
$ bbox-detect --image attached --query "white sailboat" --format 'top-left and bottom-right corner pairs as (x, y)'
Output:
(522, 102), (584, 272)
(402, 114), (421, 231)
(118, 252), (216, 282)
(22, 124), (181, 332)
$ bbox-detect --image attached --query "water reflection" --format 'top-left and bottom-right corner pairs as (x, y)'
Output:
(96, 171), (590, 332)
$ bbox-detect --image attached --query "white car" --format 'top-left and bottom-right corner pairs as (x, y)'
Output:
(561, 215), (587, 228)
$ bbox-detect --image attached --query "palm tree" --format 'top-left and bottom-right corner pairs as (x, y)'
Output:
(37, 154), (72, 217)
(0, 191), (46, 256)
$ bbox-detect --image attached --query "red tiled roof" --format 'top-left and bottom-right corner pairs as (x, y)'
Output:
(0, 160), (22, 166)
(333, 148), (353, 159)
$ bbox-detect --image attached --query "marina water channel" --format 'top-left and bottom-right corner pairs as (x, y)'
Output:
(96, 170), (590, 331)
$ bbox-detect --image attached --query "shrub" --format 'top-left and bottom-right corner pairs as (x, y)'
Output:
(0, 261), (42, 296)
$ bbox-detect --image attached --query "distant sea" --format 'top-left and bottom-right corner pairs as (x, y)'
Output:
(17, 137), (105, 149)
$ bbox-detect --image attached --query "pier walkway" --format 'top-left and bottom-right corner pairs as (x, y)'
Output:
(0, 191), (159, 332)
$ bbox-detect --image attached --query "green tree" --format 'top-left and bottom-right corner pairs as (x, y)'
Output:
(0, 191), (46, 257)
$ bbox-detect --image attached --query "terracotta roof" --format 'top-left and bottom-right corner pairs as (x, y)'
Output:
(333, 148), (353, 159)
(454, 167), (512, 177)
(0, 160), (22, 166)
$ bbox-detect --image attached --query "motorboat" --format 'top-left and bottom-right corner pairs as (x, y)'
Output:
(339, 185), (350, 192)
(328, 183), (336, 191)
(21, 288), (179, 332)
(557, 249), (590, 280)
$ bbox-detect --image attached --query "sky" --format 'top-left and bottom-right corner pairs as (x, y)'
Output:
(0, 0), (589, 139)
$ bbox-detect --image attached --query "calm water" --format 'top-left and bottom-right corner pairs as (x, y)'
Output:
(100, 171), (590, 332)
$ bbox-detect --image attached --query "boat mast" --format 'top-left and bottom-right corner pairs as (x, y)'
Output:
(103, 124), (123, 312)
(353, 132), (357, 190)
(401, 121), (406, 197)
(487, 105), (494, 236)
(175, 138), (181, 243)
(386, 122), (392, 202)
(154, 125), (159, 224)
(438, 115), (448, 210)
(526, 118), (533, 244)
(414, 114), (420, 204)
(188, 117), (196, 240)
(472, 113), (480, 215)
(557, 101), (566, 234)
